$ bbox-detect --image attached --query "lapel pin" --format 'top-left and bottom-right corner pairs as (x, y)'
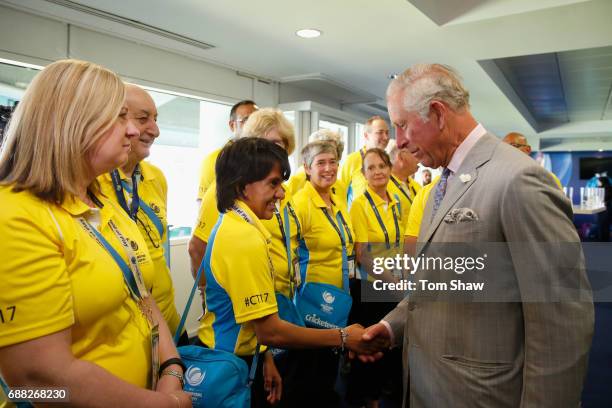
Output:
(459, 173), (472, 183)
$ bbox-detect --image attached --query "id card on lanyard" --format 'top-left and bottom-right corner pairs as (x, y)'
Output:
(77, 203), (159, 389)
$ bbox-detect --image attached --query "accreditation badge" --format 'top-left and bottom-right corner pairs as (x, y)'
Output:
(292, 257), (302, 287)
(347, 255), (356, 279)
(150, 324), (160, 390)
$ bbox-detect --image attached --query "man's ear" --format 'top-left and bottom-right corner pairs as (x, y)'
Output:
(430, 101), (447, 130)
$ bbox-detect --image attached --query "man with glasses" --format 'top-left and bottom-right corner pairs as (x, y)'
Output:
(196, 100), (258, 202)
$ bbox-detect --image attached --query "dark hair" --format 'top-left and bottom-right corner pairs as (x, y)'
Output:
(216, 137), (291, 212)
(362, 148), (392, 173)
(229, 100), (256, 121)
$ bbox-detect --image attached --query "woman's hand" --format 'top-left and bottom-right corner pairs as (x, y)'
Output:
(263, 351), (282, 404)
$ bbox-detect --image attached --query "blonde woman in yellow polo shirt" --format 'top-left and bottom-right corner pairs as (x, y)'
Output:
(196, 138), (385, 408)
(347, 148), (404, 407)
(0, 60), (191, 408)
(98, 84), (183, 342)
(291, 140), (357, 406)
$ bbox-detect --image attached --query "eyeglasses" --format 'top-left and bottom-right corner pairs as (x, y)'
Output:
(233, 116), (249, 126)
(136, 214), (161, 249)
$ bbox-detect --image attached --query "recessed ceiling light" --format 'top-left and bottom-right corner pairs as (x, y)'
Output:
(296, 29), (321, 39)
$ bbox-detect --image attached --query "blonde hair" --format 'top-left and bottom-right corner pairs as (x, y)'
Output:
(0, 59), (125, 203)
(387, 63), (470, 121)
(241, 108), (296, 155)
(308, 128), (344, 160)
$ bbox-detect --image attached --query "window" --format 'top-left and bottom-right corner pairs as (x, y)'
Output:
(354, 122), (365, 154)
(0, 59), (233, 231)
(146, 90), (231, 229)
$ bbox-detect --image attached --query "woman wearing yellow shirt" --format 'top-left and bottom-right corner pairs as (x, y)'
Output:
(0, 60), (190, 408)
(98, 84), (183, 342)
(196, 138), (384, 408)
(347, 148), (403, 408)
(285, 128), (347, 203)
(291, 140), (357, 406)
(188, 108), (296, 293)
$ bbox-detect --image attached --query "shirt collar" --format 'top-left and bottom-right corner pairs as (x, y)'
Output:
(365, 185), (399, 208)
(446, 123), (486, 175)
(60, 194), (91, 216)
(304, 180), (336, 209)
(233, 199), (272, 243)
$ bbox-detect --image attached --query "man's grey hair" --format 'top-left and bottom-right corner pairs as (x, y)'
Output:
(301, 140), (338, 167)
(308, 128), (344, 160)
(387, 63), (470, 120)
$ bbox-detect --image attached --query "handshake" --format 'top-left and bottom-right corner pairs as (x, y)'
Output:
(342, 322), (392, 363)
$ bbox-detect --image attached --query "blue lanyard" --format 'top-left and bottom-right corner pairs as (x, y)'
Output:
(77, 217), (144, 301)
(120, 176), (164, 239)
(321, 208), (352, 292)
(390, 175), (413, 204)
(364, 190), (400, 249)
(111, 168), (140, 220)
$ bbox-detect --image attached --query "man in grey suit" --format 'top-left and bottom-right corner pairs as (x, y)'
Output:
(361, 64), (594, 407)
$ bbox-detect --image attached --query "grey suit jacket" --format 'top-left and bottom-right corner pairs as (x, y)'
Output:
(384, 133), (594, 408)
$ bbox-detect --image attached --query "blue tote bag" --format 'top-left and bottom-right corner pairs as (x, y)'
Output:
(295, 209), (353, 329)
(173, 217), (258, 408)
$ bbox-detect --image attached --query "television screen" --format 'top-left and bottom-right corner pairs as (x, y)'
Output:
(580, 157), (612, 179)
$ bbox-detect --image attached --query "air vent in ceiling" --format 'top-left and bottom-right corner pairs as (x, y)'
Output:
(44, 0), (215, 50)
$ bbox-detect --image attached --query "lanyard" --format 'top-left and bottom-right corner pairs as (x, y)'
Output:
(78, 215), (148, 301)
(111, 168), (140, 220)
(232, 204), (275, 281)
(321, 207), (352, 292)
(120, 177), (165, 240)
(364, 190), (401, 249)
(390, 175), (413, 204)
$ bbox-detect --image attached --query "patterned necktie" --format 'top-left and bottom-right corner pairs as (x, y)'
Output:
(431, 168), (451, 222)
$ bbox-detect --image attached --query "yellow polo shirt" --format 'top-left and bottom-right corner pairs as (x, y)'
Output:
(405, 177), (439, 237)
(286, 166), (348, 207)
(193, 182), (298, 298)
(197, 148), (221, 201)
(0, 186), (154, 388)
(98, 162), (181, 334)
(350, 186), (404, 249)
(292, 181), (355, 288)
(387, 175), (421, 224)
(550, 172), (562, 190)
(340, 148), (367, 206)
(198, 201), (278, 356)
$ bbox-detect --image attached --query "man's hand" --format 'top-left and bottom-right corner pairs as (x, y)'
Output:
(354, 322), (392, 363)
(344, 323), (389, 359)
(263, 351), (282, 404)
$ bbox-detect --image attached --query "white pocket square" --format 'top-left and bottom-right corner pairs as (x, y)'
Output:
(444, 208), (479, 224)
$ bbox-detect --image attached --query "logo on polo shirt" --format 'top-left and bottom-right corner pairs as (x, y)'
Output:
(129, 239), (138, 251)
(185, 365), (206, 387)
